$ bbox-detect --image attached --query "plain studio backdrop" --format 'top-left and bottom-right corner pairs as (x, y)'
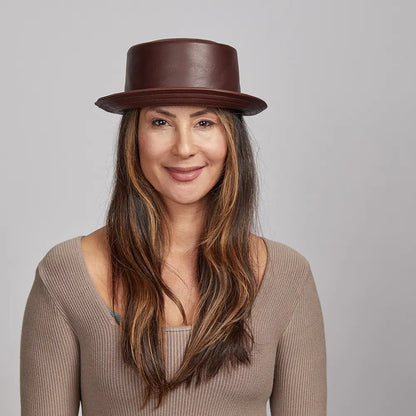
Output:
(1, 0), (415, 415)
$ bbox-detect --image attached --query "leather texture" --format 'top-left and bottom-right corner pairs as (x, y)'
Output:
(94, 38), (267, 116)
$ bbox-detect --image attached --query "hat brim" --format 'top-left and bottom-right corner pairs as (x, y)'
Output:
(94, 87), (267, 116)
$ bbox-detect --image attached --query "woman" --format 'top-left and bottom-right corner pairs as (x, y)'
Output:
(20, 38), (327, 415)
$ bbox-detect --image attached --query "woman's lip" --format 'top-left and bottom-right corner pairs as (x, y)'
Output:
(165, 166), (205, 172)
(165, 166), (204, 182)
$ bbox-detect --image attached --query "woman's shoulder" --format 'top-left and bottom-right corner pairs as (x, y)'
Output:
(36, 233), (88, 299)
(38, 234), (82, 270)
(38, 227), (107, 270)
(247, 233), (311, 294)
(257, 237), (317, 323)
(261, 236), (311, 270)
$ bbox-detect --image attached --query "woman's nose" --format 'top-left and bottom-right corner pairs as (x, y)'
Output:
(172, 126), (197, 156)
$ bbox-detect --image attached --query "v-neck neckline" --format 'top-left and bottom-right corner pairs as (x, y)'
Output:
(73, 235), (274, 333)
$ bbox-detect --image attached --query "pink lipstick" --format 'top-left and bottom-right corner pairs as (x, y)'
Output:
(165, 166), (204, 182)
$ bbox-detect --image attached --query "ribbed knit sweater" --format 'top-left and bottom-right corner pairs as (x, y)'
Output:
(20, 235), (327, 415)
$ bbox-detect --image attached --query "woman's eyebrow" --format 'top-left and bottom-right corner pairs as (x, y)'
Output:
(189, 108), (214, 117)
(150, 108), (176, 117)
(149, 108), (214, 118)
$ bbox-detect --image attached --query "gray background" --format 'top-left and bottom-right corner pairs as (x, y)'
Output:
(2, 0), (415, 414)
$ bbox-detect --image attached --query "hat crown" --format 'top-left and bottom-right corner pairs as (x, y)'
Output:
(124, 38), (241, 92)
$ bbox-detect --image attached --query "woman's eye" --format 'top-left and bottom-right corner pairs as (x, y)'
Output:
(196, 120), (214, 128)
(152, 119), (168, 127)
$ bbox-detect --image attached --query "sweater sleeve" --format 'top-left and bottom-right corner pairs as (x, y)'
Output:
(269, 265), (327, 415)
(20, 267), (81, 416)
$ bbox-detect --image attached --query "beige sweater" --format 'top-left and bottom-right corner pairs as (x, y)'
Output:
(20, 235), (327, 415)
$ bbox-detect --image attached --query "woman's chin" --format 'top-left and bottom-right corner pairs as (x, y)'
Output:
(161, 193), (209, 207)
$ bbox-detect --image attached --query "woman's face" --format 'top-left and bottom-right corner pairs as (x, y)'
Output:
(138, 105), (228, 209)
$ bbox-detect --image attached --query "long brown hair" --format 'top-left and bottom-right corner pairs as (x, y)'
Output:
(105, 107), (263, 409)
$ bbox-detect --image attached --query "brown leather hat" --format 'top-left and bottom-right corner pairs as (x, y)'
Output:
(94, 38), (267, 116)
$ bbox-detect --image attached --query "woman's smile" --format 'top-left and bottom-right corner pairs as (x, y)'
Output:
(165, 166), (205, 182)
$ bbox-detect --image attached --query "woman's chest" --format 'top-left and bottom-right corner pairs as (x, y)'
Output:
(78, 324), (277, 414)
